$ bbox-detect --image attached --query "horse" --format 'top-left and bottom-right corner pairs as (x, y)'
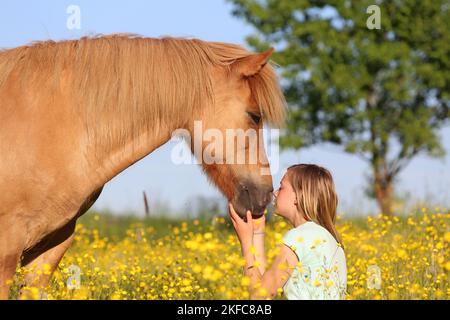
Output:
(0, 34), (286, 299)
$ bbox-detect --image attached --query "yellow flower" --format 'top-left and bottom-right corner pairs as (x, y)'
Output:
(444, 262), (450, 272)
(277, 261), (288, 271)
(444, 232), (450, 243)
(7, 210), (447, 300)
(241, 276), (250, 287)
(257, 287), (268, 298)
(182, 279), (191, 286)
(204, 232), (213, 240)
(111, 292), (121, 300)
(397, 249), (408, 260)
(313, 239), (323, 246)
(192, 264), (202, 273)
(388, 291), (398, 300)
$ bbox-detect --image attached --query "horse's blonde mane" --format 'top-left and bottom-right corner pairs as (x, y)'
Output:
(0, 34), (286, 155)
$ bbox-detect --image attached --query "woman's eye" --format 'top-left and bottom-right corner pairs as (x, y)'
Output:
(247, 112), (261, 125)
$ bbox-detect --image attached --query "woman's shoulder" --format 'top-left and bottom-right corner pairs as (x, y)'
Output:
(286, 221), (329, 238)
(283, 221), (337, 248)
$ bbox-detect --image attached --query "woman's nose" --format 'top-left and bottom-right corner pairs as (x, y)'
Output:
(274, 189), (279, 197)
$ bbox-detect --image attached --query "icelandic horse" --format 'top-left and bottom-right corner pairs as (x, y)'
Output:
(0, 34), (286, 298)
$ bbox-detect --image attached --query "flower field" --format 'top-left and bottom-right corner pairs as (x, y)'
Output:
(11, 208), (450, 300)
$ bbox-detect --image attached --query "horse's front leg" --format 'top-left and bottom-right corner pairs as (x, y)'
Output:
(0, 215), (27, 300)
(18, 186), (104, 299)
(19, 220), (76, 299)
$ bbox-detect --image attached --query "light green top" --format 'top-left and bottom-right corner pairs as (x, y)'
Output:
(282, 221), (347, 300)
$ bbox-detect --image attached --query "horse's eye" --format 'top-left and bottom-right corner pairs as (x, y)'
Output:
(247, 111), (261, 125)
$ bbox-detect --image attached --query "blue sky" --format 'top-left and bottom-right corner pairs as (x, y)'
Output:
(1, 1), (449, 217)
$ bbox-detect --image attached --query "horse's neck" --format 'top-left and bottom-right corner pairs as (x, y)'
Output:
(88, 123), (175, 185)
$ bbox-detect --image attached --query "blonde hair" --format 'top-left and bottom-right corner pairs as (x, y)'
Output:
(286, 164), (343, 248)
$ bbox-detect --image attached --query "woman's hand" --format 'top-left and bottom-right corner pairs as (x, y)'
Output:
(253, 212), (266, 234)
(228, 203), (254, 248)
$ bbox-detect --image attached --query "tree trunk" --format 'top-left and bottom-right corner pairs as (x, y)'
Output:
(373, 171), (394, 216)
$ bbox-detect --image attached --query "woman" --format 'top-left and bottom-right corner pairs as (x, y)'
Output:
(229, 164), (347, 299)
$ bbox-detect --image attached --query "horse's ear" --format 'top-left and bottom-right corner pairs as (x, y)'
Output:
(232, 47), (274, 77)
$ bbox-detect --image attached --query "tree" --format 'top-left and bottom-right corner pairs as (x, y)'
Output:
(229, 0), (449, 215)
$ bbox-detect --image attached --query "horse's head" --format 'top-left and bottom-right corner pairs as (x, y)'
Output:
(186, 46), (286, 218)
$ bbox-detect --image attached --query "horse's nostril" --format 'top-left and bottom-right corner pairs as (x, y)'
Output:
(236, 181), (274, 214)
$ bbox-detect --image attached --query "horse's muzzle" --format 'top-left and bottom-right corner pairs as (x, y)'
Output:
(232, 181), (273, 218)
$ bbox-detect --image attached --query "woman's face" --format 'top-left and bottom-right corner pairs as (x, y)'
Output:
(273, 173), (298, 220)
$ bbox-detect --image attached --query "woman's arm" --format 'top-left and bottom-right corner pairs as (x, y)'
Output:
(252, 214), (267, 274)
(228, 203), (298, 299)
(253, 233), (267, 274)
(243, 244), (298, 299)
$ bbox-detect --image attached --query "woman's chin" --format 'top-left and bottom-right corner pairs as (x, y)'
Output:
(274, 209), (285, 218)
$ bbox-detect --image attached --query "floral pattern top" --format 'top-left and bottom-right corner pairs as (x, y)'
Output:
(282, 221), (347, 300)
